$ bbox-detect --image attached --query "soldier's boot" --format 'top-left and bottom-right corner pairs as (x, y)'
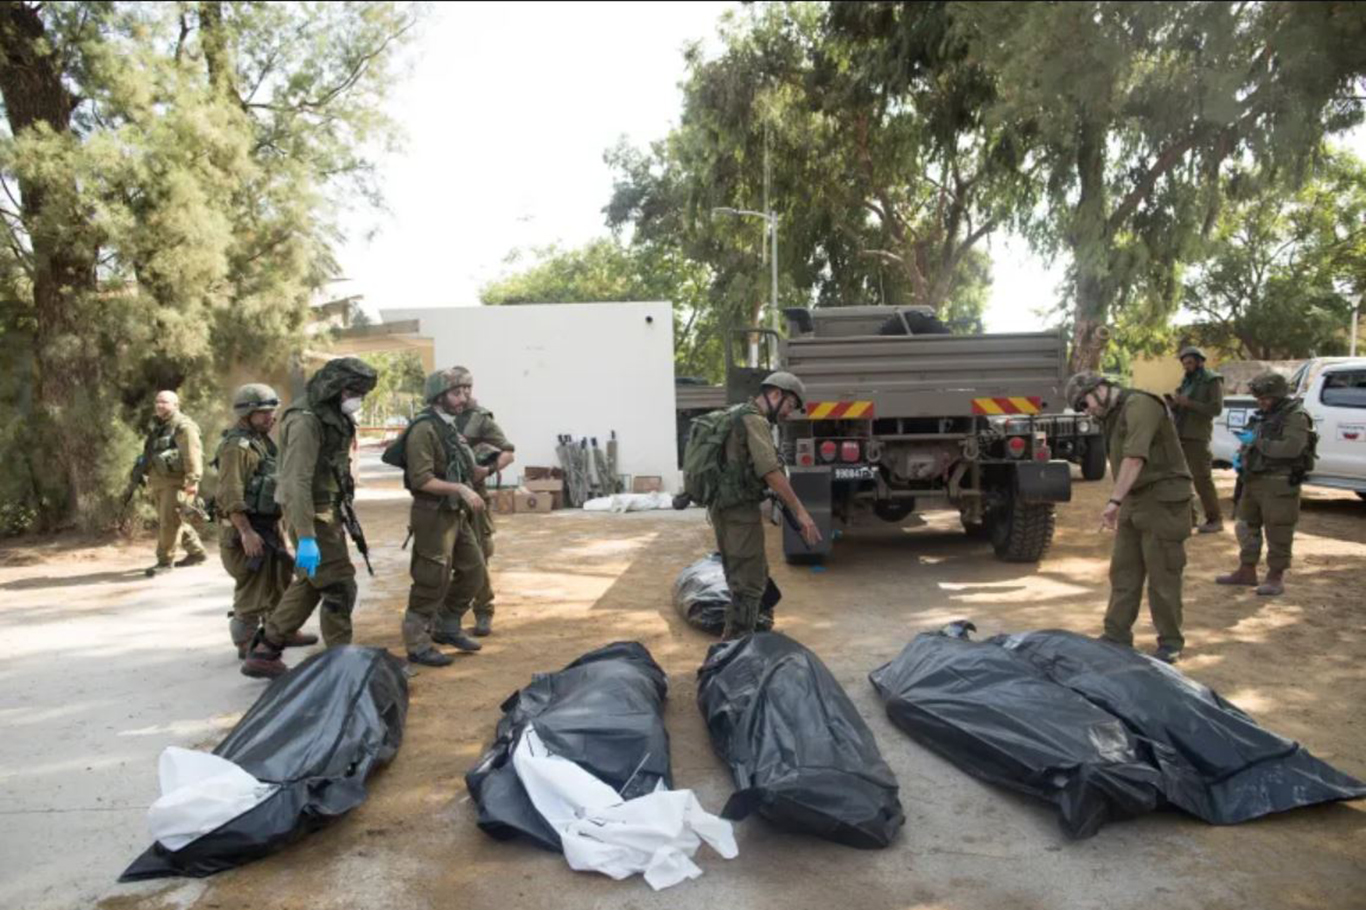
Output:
(473, 613), (493, 637)
(240, 632), (287, 679)
(407, 647), (455, 667)
(1196, 519), (1224, 534)
(1215, 564), (1259, 586)
(230, 616), (258, 660)
(720, 600), (757, 641)
(283, 630), (319, 648)
(174, 552), (208, 568)
(1151, 644), (1183, 664)
(145, 561), (174, 577)
(432, 626), (482, 652)
(1256, 570), (1286, 596)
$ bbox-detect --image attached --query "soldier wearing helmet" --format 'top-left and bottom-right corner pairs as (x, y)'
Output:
(394, 367), (490, 667)
(448, 367), (516, 638)
(243, 357), (378, 679)
(1066, 370), (1194, 664)
(1167, 345), (1225, 533)
(214, 384), (317, 661)
(709, 371), (822, 640)
(1216, 371), (1312, 596)
(141, 390), (208, 576)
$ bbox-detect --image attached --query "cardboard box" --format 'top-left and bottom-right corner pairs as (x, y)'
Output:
(514, 491), (554, 513)
(550, 491), (565, 511)
(632, 475), (664, 494)
(524, 477), (564, 493)
(489, 489), (517, 514)
(523, 466), (564, 481)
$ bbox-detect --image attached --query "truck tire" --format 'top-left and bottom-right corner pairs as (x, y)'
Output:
(1080, 437), (1107, 481)
(989, 498), (1056, 562)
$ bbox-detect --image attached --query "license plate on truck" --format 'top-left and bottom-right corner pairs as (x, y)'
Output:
(833, 466), (874, 481)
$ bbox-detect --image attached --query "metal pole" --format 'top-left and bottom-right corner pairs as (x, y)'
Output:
(770, 214), (779, 337)
(1352, 296), (1361, 357)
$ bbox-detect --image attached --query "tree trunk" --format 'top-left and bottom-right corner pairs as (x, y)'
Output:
(1068, 119), (1112, 373)
(0, 2), (100, 528)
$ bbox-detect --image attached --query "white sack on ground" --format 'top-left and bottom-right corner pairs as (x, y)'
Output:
(146, 747), (278, 851)
(582, 492), (674, 513)
(512, 726), (737, 889)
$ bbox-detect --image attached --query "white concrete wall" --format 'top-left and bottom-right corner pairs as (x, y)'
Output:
(381, 302), (678, 490)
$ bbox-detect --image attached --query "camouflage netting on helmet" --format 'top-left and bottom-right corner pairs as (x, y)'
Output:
(306, 357), (378, 408)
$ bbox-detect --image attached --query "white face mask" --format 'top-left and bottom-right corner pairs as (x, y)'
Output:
(340, 395), (363, 416)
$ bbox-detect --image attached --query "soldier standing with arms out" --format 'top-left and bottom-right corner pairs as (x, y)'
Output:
(143, 390), (208, 576)
(215, 384), (317, 660)
(242, 357), (377, 679)
(1216, 372), (1313, 596)
(451, 367), (515, 637)
(400, 369), (489, 666)
(1167, 345), (1225, 533)
(712, 372), (821, 640)
(1067, 372), (1194, 663)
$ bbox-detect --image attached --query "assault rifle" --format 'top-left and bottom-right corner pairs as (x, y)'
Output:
(332, 467), (374, 576)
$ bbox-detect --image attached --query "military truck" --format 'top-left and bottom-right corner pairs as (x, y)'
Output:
(727, 305), (1098, 564)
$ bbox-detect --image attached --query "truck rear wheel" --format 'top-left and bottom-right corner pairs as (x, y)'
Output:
(989, 498), (1056, 562)
(1080, 437), (1107, 481)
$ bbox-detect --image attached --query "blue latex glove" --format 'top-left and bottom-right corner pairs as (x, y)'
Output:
(295, 537), (320, 578)
(1237, 429), (1257, 445)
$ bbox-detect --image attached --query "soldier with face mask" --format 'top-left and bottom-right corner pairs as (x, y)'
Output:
(400, 368), (490, 666)
(1216, 371), (1313, 596)
(242, 357), (376, 679)
(1066, 371), (1193, 663)
(142, 390), (207, 576)
(710, 372), (822, 640)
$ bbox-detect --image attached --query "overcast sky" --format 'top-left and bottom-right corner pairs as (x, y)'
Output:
(336, 1), (1361, 333)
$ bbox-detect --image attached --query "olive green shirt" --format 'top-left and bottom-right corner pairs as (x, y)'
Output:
(405, 417), (449, 494)
(724, 407), (783, 481)
(147, 413), (203, 484)
(276, 410), (332, 535)
(1105, 390), (1192, 496)
(1245, 399), (1312, 474)
(216, 432), (264, 516)
(1172, 368), (1224, 442)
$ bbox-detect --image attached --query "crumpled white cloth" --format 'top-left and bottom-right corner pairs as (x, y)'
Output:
(582, 492), (675, 513)
(145, 747), (279, 851)
(512, 726), (737, 889)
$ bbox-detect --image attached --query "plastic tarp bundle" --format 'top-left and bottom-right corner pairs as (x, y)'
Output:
(583, 491), (674, 512)
(466, 642), (675, 850)
(672, 554), (780, 635)
(120, 646), (409, 880)
(869, 623), (1366, 839)
(696, 633), (905, 848)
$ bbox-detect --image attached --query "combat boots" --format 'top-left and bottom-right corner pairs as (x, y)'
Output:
(1196, 519), (1224, 534)
(407, 647), (455, 667)
(1256, 570), (1286, 596)
(175, 552), (208, 568)
(145, 561), (174, 577)
(230, 616), (257, 659)
(1216, 564), (1259, 586)
(241, 632), (287, 679)
(432, 626), (482, 652)
(473, 614), (493, 637)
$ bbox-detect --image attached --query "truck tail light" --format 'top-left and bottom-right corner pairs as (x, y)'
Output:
(1034, 445), (1052, 462)
(819, 440), (837, 462)
(796, 439), (815, 467)
(840, 441), (861, 463)
(1007, 436), (1027, 458)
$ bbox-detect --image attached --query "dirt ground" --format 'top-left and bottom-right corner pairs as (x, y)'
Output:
(4, 454), (1364, 910)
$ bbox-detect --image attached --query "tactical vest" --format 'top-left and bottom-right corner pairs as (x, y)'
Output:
(147, 414), (189, 477)
(394, 409), (476, 504)
(279, 403), (354, 506)
(214, 428), (281, 518)
(1245, 399), (1317, 476)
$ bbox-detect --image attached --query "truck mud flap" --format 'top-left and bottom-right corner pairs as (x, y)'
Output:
(1014, 461), (1071, 504)
(785, 467), (832, 558)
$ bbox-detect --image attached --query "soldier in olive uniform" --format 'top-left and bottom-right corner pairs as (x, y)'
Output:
(215, 384), (318, 659)
(1068, 372), (1194, 663)
(1216, 372), (1313, 596)
(711, 372), (822, 640)
(242, 357), (377, 679)
(450, 367), (516, 637)
(142, 391), (208, 576)
(1167, 345), (1225, 533)
(401, 369), (490, 667)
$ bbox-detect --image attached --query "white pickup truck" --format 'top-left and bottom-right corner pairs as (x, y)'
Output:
(1211, 357), (1366, 499)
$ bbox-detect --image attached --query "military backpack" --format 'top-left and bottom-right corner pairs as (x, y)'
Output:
(681, 403), (769, 509)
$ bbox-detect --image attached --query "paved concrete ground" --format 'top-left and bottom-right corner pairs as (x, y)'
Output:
(2, 455), (1363, 910)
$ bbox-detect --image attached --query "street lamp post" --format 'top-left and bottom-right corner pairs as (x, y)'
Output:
(713, 206), (779, 367)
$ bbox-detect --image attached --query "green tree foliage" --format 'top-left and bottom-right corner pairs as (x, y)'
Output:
(1183, 154), (1366, 359)
(606, 2), (1005, 332)
(0, 1), (418, 531)
(480, 238), (721, 380)
(358, 349), (425, 426)
(954, 0), (1366, 370)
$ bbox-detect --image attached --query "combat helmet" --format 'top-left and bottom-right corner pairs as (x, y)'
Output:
(423, 366), (473, 403)
(232, 383), (281, 416)
(1177, 345), (1207, 362)
(760, 371), (807, 409)
(1248, 371), (1290, 398)
(1064, 371), (1113, 411)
